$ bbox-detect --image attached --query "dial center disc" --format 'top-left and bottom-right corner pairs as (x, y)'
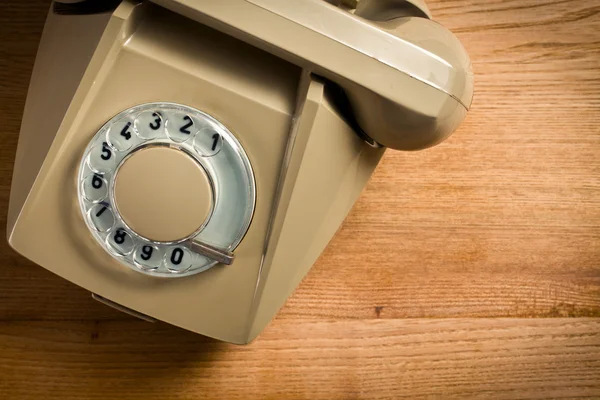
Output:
(114, 145), (213, 242)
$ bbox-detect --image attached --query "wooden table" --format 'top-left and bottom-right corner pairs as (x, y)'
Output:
(1, 1), (599, 398)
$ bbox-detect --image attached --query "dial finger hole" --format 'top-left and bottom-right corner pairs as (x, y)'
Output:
(88, 203), (115, 232)
(133, 245), (163, 271)
(135, 110), (164, 139)
(193, 127), (223, 157)
(164, 246), (193, 273)
(82, 174), (108, 203)
(166, 112), (197, 143)
(107, 228), (135, 256)
(107, 117), (136, 151)
(87, 142), (117, 173)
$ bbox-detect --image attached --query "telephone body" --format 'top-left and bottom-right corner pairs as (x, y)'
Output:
(7, 0), (473, 343)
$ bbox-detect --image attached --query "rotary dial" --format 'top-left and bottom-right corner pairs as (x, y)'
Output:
(77, 103), (255, 277)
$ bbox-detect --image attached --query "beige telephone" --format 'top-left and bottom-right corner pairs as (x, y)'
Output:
(7, 0), (473, 343)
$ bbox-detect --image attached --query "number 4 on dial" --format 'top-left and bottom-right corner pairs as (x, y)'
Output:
(120, 122), (132, 140)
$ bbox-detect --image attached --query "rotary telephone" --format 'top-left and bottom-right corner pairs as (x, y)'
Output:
(7, 0), (473, 343)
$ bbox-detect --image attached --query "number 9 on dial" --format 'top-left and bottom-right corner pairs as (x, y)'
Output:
(133, 245), (162, 271)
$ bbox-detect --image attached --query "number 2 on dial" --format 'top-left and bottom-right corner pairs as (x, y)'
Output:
(179, 115), (193, 135)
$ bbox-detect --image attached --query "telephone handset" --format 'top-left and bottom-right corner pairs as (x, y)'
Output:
(8, 0), (473, 343)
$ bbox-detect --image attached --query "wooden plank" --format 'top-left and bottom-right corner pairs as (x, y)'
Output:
(0, 318), (599, 399)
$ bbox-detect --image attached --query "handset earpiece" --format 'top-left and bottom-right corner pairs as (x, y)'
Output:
(334, 1), (474, 150)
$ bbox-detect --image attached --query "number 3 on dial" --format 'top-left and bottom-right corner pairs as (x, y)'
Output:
(149, 112), (162, 130)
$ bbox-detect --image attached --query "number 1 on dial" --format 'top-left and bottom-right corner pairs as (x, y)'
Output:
(95, 206), (107, 217)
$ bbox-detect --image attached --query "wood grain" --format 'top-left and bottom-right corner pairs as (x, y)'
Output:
(0, 0), (599, 398)
(0, 318), (599, 399)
